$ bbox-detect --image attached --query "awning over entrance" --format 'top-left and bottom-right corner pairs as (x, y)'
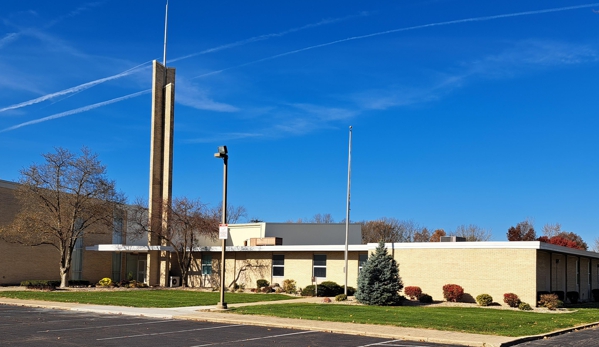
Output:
(86, 244), (174, 252)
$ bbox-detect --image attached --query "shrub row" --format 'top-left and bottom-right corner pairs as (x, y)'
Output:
(20, 280), (90, 290)
(301, 281), (355, 297)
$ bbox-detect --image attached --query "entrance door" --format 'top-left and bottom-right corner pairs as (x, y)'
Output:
(137, 259), (146, 283)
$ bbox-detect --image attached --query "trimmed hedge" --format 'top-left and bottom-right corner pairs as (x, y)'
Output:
(442, 284), (464, 302)
(476, 294), (493, 306)
(503, 293), (520, 308)
(419, 293), (433, 303)
(404, 286), (422, 300)
(566, 291), (579, 304)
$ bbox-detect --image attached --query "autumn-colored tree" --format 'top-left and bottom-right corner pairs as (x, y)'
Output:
(429, 229), (446, 242)
(361, 218), (423, 243)
(0, 147), (125, 288)
(507, 220), (536, 241)
(538, 232), (587, 251)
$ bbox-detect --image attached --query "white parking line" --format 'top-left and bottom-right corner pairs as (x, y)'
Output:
(189, 330), (319, 346)
(96, 324), (241, 341)
(357, 341), (432, 347)
(39, 319), (174, 332)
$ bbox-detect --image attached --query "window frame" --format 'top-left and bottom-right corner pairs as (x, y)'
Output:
(201, 254), (212, 275)
(272, 254), (285, 277)
(313, 254), (327, 278)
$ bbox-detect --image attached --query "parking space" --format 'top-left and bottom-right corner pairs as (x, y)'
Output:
(0, 305), (462, 346)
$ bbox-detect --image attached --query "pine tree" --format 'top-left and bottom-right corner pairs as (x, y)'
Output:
(355, 241), (403, 305)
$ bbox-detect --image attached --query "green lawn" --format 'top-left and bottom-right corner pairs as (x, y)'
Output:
(0, 290), (295, 308)
(231, 303), (599, 337)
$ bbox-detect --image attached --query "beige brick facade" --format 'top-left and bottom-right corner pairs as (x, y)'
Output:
(0, 180), (114, 285)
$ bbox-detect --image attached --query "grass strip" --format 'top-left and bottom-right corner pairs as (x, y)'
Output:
(230, 303), (599, 337)
(0, 290), (296, 308)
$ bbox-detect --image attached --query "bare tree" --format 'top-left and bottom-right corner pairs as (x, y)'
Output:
(594, 237), (599, 252)
(130, 197), (219, 287)
(212, 204), (248, 224)
(310, 213), (335, 223)
(453, 224), (492, 241)
(542, 223), (562, 238)
(0, 147), (124, 288)
(413, 227), (431, 242)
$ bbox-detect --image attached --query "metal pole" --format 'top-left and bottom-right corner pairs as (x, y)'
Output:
(344, 126), (352, 295)
(217, 154), (228, 309)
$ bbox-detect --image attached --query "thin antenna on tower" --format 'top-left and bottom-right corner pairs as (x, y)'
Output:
(163, 0), (169, 66)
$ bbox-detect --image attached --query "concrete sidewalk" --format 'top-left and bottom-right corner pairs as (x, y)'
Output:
(0, 296), (528, 347)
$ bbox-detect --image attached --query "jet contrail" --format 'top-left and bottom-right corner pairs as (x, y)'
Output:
(1, 12), (367, 113)
(0, 61), (152, 114)
(170, 12), (370, 63)
(0, 89), (150, 133)
(193, 3), (599, 79)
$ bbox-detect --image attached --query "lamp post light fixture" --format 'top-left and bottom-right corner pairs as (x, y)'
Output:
(214, 145), (228, 309)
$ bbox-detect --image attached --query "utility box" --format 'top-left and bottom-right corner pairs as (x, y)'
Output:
(169, 276), (181, 287)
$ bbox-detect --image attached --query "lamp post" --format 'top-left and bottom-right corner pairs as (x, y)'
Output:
(214, 145), (228, 309)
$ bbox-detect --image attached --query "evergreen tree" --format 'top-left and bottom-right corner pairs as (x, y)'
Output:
(355, 241), (403, 305)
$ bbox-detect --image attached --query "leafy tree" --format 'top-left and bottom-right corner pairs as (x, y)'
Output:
(538, 232), (587, 250)
(507, 220), (536, 241)
(130, 197), (219, 287)
(0, 147), (124, 288)
(355, 241), (403, 305)
(453, 224), (492, 241)
(429, 229), (446, 242)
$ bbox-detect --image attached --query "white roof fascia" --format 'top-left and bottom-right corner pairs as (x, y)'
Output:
(85, 244), (174, 252)
(192, 244), (370, 252)
(372, 241), (599, 259)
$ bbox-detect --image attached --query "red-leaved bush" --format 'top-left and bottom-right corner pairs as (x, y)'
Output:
(404, 286), (422, 300)
(503, 293), (521, 308)
(442, 284), (464, 302)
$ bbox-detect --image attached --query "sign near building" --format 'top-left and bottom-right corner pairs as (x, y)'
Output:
(219, 224), (228, 240)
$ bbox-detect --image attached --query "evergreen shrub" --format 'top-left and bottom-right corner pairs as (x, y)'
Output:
(566, 291), (579, 304)
(592, 289), (599, 302)
(355, 241), (403, 306)
(518, 302), (532, 311)
(335, 294), (347, 301)
(256, 279), (270, 288)
(476, 294), (493, 306)
(419, 294), (433, 303)
(442, 284), (464, 302)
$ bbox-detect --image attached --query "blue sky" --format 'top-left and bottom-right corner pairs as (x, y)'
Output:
(1, 1), (599, 243)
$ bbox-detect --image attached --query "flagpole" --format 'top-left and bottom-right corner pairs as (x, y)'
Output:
(344, 126), (352, 295)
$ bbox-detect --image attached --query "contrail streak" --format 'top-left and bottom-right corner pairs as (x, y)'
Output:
(170, 12), (370, 63)
(0, 61), (152, 114)
(193, 3), (599, 79)
(0, 89), (150, 133)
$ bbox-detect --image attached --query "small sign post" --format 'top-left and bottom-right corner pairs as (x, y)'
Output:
(219, 224), (228, 240)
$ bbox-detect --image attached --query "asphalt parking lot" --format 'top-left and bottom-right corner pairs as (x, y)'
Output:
(514, 325), (599, 347)
(0, 305), (462, 347)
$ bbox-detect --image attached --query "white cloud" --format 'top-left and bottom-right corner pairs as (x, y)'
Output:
(176, 79), (239, 113)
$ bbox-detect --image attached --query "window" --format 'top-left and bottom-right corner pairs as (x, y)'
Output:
(358, 254), (368, 273)
(272, 255), (284, 277)
(201, 254), (212, 275)
(71, 236), (83, 281)
(313, 254), (327, 278)
(112, 215), (123, 244)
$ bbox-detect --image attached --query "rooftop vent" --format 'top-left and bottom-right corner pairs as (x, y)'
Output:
(440, 236), (466, 242)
